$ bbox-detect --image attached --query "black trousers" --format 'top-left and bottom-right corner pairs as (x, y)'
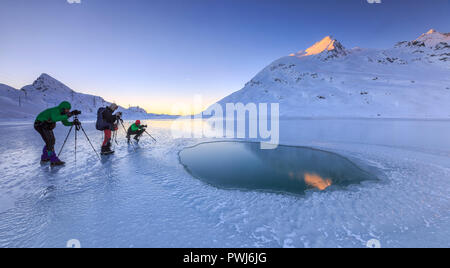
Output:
(34, 121), (56, 152)
(127, 128), (145, 138)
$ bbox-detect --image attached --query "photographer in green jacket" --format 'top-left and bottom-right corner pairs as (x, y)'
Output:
(126, 120), (147, 143)
(34, 101), (81, 166)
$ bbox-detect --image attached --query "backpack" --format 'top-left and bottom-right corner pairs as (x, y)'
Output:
(96, 107), (108, 131)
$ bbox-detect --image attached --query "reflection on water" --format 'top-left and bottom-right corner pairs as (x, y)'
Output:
(179, 141), (377, 196)
(288, 172), (332, 191)
(303, 173), (332, 191)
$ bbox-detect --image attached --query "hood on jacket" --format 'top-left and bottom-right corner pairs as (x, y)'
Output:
(58, 101), (72, 110)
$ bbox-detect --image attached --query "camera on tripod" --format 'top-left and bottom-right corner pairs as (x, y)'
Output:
(58, 111), (101, 161)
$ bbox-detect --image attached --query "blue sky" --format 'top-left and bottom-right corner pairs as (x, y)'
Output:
(0, 0), (449, 114)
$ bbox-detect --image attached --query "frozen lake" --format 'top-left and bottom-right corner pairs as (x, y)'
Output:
(0, 118), (449, 248)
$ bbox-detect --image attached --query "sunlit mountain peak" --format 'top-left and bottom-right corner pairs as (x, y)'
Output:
(291, 36), (347, 58)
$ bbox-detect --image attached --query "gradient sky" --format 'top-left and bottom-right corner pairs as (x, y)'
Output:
(0, 0), (449, 114)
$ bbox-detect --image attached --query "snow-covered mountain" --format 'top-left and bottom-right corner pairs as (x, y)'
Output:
(0, 74), (177, 121)
(210, 29), (450, 118)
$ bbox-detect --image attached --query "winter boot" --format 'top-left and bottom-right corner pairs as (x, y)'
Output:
(49, 151), (65, 166)
(41, 146), (50, 163)
(101, 143), (114, 155)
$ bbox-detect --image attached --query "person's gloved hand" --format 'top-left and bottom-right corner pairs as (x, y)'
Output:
(142, 125), (148, 128)
(116, 112), (122, 118)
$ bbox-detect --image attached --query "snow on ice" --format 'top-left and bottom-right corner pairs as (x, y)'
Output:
(0, 119), (449, 248)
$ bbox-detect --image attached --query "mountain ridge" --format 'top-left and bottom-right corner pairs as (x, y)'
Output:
(208, 29), (450, 119)
(0, 74), (177, 120)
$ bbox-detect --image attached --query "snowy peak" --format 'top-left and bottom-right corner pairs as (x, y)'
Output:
(416, 29), (450, 48)
(26, 73), (74, 94)
(396, 29), (450, 50)
(0, 74), (178, 120)
(212, 29), (450, 119)
(305, 36), (342, 56)
(291, 36), (347, 59)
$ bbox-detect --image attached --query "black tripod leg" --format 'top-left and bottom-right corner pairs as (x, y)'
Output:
(114, 130), (118, 145)
(80, 125), (101, 160)
(75, 128), (78, 164)
(120, 121), (128, 136)
(58, 125), (74, 157)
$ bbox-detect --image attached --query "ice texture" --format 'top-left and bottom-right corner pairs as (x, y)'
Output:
(0, 119), (449, 248)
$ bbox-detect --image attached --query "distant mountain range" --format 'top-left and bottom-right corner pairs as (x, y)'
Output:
(3, 29), (449, 121)
(0, 73), (178, 121)
(209, 29), (450, 118)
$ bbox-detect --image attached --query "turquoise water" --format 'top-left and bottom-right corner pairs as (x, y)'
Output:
(179, 141), (377, 196)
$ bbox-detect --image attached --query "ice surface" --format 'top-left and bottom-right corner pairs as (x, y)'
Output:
(0, 119), (449, 248)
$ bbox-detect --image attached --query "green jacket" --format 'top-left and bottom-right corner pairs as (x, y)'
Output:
(130, 123), (144, 132)
(35, 101), (73, 127)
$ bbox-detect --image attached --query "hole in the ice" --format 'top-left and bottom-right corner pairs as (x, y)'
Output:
(179, 141), (378, 196)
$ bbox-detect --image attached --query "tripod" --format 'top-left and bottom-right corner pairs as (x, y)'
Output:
(58, 115), (101, 162)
